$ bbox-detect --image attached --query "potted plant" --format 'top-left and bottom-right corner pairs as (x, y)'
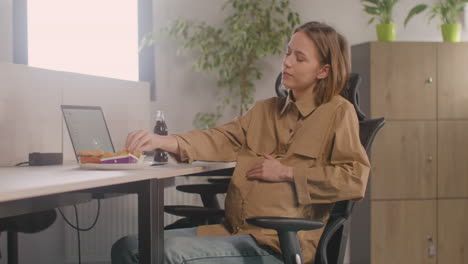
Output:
(405, 0), (468, 42)
(361, 0), (399, 42)
(142, 0), (300, 129)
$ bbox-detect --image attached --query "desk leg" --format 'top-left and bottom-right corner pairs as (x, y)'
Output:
(138, 179), (164, 264)
(7, 231), (18, 264)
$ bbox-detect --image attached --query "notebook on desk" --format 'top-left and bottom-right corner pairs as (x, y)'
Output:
(61, 105), (115, 162)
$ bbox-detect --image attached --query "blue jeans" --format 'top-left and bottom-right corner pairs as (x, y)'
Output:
(111, 227), (283, 264)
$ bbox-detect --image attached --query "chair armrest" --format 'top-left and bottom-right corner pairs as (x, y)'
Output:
(0, 210), (57, 233)
(176, 183), (229, 208)
(246, 217), (323, 232)
(246, 217), (324, 264)
(164, 205), (225, 218)
(176, 183), (229, 195)
(207, 177), (231, 184)
(164, 206), (225, 227)
(185, 167), (234, 177)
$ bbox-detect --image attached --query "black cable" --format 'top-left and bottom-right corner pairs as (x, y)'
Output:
(57, 199), (101, 264)
(73, 204), (81, 264)
(14, 161), (29, 166)
(57, 199), (101, 231)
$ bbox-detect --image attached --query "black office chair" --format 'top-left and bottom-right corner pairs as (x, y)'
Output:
(163, 165), (233, 230)
(247, 117), (385, 264)
(252, 75), (383, 264)
(0, 210), (57, 263)
(164, 182), (229, 230)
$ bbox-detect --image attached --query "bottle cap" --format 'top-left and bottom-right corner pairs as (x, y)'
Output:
(155, 110), (165, 120)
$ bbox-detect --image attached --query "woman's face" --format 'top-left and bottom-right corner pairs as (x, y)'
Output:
(282, 31), (329, 93)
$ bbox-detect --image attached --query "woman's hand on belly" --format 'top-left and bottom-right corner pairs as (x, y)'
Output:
(245, 154), (293, 182)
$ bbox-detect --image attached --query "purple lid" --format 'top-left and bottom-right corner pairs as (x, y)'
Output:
(100, 154), (139, 164)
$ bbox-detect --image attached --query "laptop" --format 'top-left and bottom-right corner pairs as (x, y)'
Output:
(61, 105), (115, 162)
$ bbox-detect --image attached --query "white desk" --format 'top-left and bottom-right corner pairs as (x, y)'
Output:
(0, 162), (235, 264)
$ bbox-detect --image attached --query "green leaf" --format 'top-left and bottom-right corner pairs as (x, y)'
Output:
(361, 0), (400, 25)
(361, 0), (379, 6)
(363, 5), (380, 15)
(404, 4), (427, 27)
(280, 0), (287, 9)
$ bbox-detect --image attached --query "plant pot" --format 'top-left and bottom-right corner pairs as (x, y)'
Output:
(376, 24), (396, 42)
(441, 24), (461, 42)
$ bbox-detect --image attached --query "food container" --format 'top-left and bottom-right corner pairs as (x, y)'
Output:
(100, 154), (139, 164)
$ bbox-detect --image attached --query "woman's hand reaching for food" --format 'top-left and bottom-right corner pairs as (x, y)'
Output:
(246, 154), (293, 182)
(126, 130), (158, 152)
(126, 130), (179, 154)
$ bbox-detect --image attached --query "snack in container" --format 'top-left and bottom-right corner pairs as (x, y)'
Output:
(79, 156), (102, 164)
(78, 149), (142, 164)
(77, 150), (104, 164)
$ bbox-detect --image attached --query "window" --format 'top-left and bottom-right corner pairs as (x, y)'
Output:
(28, 0), (139, 81)
(14, 0), (155, 97)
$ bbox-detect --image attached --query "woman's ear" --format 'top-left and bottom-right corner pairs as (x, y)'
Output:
(317, 64), (330, 80)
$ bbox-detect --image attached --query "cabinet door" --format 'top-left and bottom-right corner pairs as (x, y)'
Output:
(438, 121), (468, 198)
(438, 43), (468, 119)
(370, 42), (437, 120)
(438, 199), (468, 264)
(371, 200), (437, 264)
(371, 121), (437, 200)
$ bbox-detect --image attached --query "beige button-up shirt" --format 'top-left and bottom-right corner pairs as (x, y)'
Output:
(173, 93), (370, 264)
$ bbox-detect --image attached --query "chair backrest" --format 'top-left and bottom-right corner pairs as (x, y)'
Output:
(274, 72), (385, 264)
(274, 72), (366, 121)
(275, 72), (288, 98)
(314, 117), (385, 264)
(341, 73), (366, 121)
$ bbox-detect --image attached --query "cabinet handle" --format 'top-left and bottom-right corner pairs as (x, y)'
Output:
(426, 77), (433, 84)
(427, 156), (433, 162)
(427, 235), (436, 257)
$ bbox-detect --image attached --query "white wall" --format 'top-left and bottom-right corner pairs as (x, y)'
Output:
(150, 0), (227, 133)
(0, 63), (151, 166)
(1, 0), (458, 132)
(153, 0), (460, 134)
(0, 0), (12, 63)
(294, 0), (450, 45)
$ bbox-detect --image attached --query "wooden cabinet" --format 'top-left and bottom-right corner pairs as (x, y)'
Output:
(351, 42), (468, 264)
(438, 121), (468, 198)
(437, 44), (468, 119)
(437, 199), (468, 264)
(370, 42), (437, 120)
(371, 121), (437, 200)
(371, 200), (437, 264)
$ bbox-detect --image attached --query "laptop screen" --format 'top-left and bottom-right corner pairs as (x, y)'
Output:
(61, 105), (115, 161)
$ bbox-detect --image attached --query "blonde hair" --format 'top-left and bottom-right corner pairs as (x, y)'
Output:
(293, 22), (350, 106)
